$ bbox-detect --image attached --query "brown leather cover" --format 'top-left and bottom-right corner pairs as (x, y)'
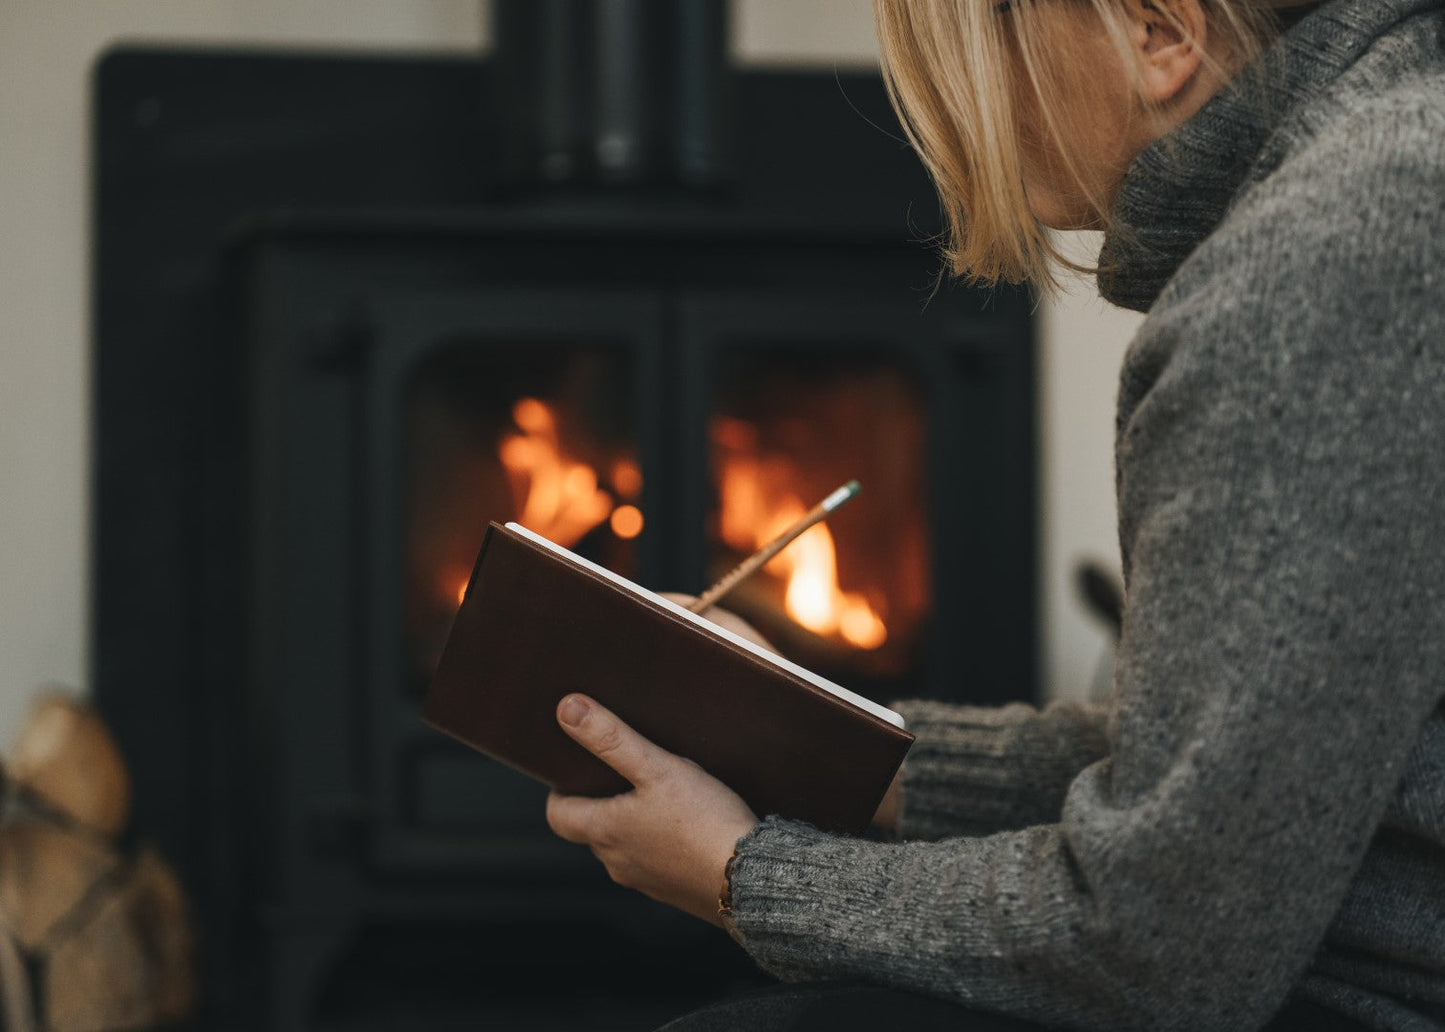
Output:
(422, 523), (914, 835)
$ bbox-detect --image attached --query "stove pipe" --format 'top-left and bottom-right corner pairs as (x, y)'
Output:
(493, 0), (733, 190)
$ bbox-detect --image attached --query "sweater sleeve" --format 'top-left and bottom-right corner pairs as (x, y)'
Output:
(890, 699), (1111, 839)
(726, 119), (1445, 1032)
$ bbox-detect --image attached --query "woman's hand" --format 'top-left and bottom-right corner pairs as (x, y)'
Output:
(659, 594), (778, 654)
(544, 694), (759, 927)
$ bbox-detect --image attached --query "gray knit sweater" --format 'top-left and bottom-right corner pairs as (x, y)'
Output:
(726, 3), (1445, 1030)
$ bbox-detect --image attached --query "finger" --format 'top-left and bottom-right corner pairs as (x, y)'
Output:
(699, 607), (777, 652)
(659, 594), (778, 652)
(545, 789), (606, 845)
(556, 694), (668, 787)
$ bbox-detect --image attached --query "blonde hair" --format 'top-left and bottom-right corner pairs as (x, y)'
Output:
(874, 0), (1314, 288)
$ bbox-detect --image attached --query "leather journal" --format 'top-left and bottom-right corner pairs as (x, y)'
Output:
(422, 522), (914, 835)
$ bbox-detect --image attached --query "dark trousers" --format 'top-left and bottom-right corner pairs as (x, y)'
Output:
(656, 983), (1371, 1032)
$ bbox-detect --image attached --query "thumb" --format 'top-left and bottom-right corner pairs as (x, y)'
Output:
(556, 694), (668, 788)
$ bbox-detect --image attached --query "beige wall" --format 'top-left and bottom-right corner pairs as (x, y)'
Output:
(1039, 239), (1141, 701)
(0, 0), (1132, 741)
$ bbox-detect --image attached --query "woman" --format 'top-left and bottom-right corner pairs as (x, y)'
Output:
(545, 1), (1445, 1029)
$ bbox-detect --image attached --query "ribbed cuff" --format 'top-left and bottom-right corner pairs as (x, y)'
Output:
(891, 699), (1110, 840)
(725, 816), (898, 982)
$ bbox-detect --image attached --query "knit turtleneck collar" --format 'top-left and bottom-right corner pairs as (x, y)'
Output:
(1097, 0), (1443, 312)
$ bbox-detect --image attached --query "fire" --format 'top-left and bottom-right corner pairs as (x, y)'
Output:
(610, 504), (645, 540)
(612, 458), (643, 500)
(440, 397), (646, 606)
(714, 419), (887, 650)
(497, 398), (616, 547)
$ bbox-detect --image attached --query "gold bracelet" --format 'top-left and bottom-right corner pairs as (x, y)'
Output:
(717, 847), (739, 921)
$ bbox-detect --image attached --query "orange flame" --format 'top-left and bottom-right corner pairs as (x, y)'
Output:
(610, 504), (645, 540)
(439, 398), (646, 617)
(714, 419), (887, 650)
(498, 398), (615, 547)
(612, 458), (643, 500)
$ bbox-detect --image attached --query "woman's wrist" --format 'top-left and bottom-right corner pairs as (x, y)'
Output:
(717, 844), (740, 929)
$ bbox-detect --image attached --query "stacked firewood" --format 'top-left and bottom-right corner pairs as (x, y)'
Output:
(0, 695), (195, 1031)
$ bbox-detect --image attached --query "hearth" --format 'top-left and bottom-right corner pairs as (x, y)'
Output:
(93, 9), (1035, 1030)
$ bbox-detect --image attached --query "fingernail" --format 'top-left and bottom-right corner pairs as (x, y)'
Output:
(558, 695), (589, 728)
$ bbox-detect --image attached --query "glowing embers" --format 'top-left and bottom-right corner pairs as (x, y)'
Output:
(404, 348), (640, 683)
(498, 398), (638, 548)
(714, 419), (886, 650)
(707, 360), (929, 678)
(449, 398), (645, 609)
(610, 504), (645, 540)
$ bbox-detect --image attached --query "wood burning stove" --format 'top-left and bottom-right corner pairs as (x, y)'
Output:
(93, 10), (1035, 1029)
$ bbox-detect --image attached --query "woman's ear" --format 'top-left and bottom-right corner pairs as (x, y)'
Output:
(1129, 0), (1208, 106)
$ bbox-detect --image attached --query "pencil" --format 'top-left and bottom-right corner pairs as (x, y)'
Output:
(688, 480), (861, 616)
